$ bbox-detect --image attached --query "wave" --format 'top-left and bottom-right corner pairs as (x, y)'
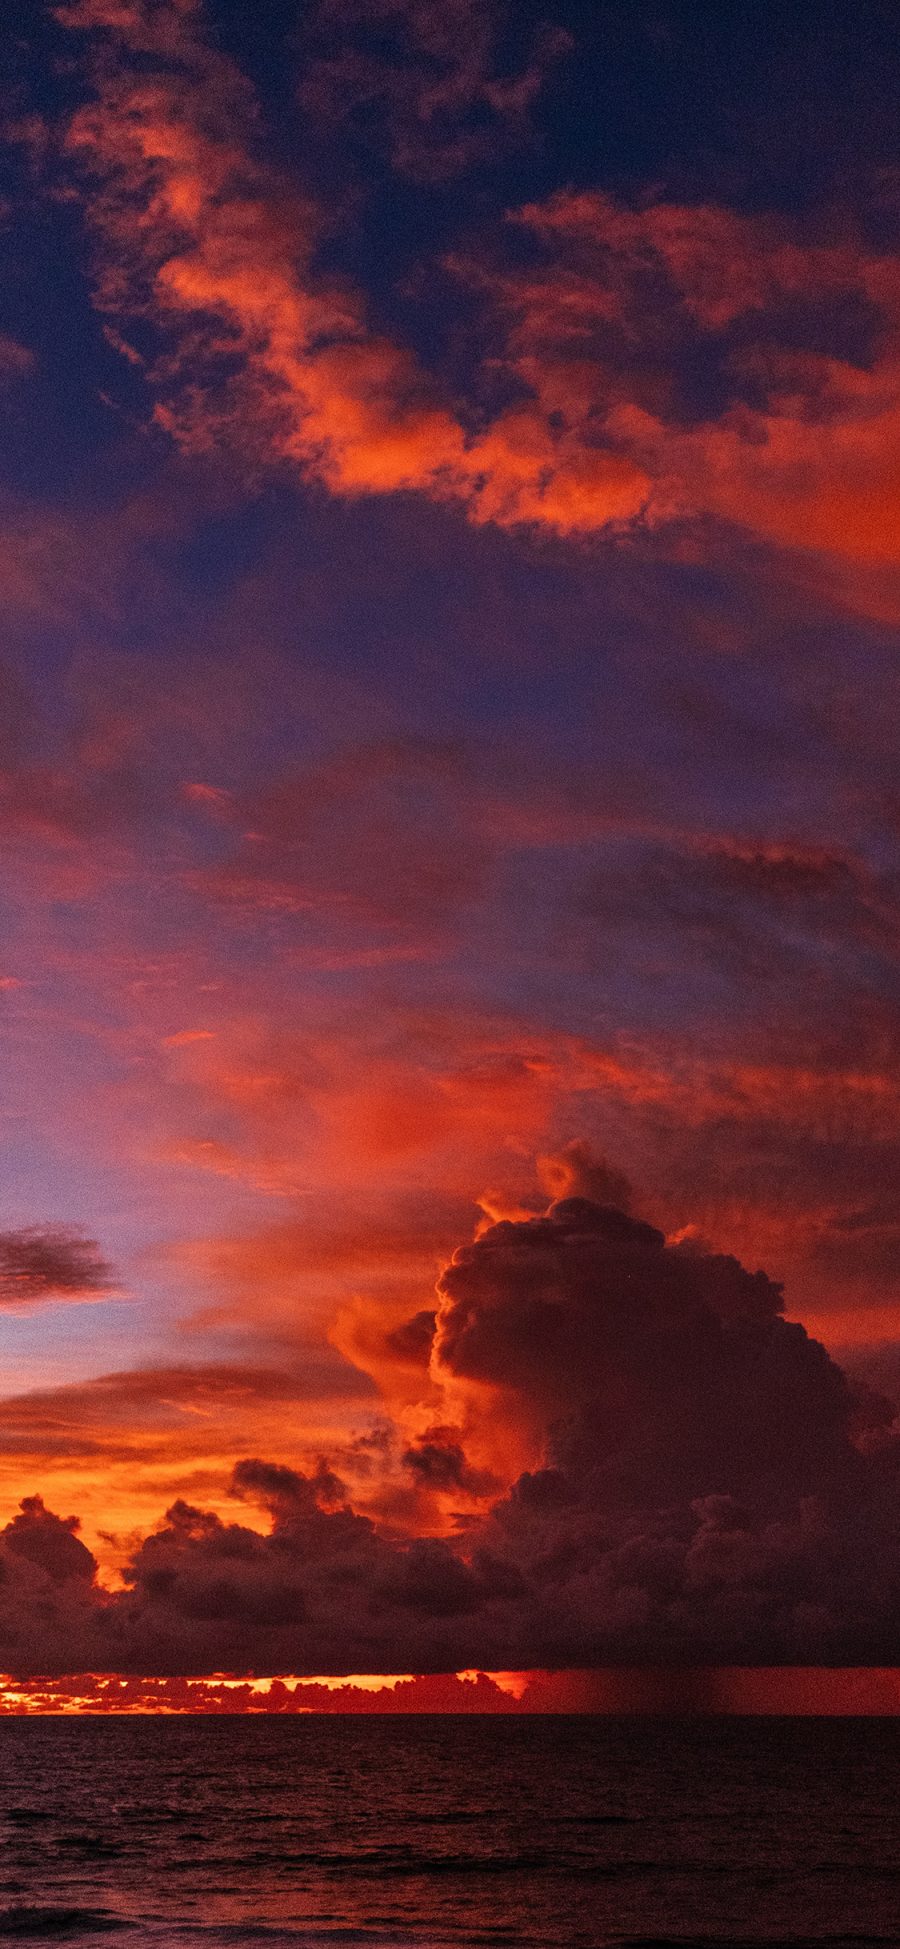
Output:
(0, 1908), (129, 1938)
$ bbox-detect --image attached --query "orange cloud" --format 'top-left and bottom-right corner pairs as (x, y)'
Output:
(132, 959), (900, 1340)
(59, 0), (650, 533)
(52, 8), (900, 604)
(0, 1357), (376, 1574)
(476, 189), (900, 608)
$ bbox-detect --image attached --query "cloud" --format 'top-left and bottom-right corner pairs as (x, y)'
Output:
(0, 1497), (107, 1675)
(130, 946), (900, 1342)
(460, 187), (900, 606)
(55, 0), (650, 532)
(0, 1227), (116, 1311)
(49, 4), (900, 601)
(1, 1495), (96, 1583)
(0, 2), (895, 1682)
(433, 1198), (839, 1490)
(106, 1468), (491, 1673)
(424, 1195), (900, 1663)
(0, 1361), (364, 1442)
(537, 1140), (633, 1212)
(401, 1424), (497, 1498)
(0, 1355), (387, 1591)
(575, 834), (900, 1005)
(206, 739), (491, 931)
(298, 0), (571, 183)
(156, 1008), (573, 1213)
(2, 1187), (900, 1671)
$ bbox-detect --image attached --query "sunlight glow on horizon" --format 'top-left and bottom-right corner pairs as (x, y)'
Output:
(2, 1671), (900, 1715)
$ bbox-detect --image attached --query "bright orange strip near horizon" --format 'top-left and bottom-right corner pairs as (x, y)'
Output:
(3, 1671), (900, 1714)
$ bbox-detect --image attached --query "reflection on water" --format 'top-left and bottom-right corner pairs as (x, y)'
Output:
(0, 1715), (896, 1945)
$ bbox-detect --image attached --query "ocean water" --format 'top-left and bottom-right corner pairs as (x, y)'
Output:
(0, 1715), (897, 1946)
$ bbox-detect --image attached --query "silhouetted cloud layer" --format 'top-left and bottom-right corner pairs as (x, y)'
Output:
(2, 1191), (900, 1674)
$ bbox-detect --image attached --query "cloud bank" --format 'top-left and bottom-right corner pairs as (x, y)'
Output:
(2, 1186), (900, 1674)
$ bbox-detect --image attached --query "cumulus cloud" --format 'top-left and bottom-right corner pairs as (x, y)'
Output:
(537, 1140), (633, 1211)
(401, 1425), (497, 1498)
(2, 1495), (96, 1583)
(433, 1198), (849, 1491)
(0, 1497), (105, 1675)
(3, 1185), (900, 1672)
(0, 1227), (115, 1310)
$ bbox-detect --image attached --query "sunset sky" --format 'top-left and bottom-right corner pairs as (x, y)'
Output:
(1, 0), (900, 1695)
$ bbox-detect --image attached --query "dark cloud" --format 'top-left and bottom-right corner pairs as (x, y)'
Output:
(428, 1197), (900, 1663)
(231, 1457), (347, 1518)
(576, 838), (900, 996)
(538, 1140), (633, 1211)
(2, 1192), (900, 1672)
(107, 1469), (499, 1673)
(298, 0), (571, 183)
(1, 1496), (96, 1585)
(383, 1309), (437, 1369)
(434, 1197), (795, 1436)
(0, 1227), (115, 1310)
(0, 1498), (104, 1675)
(840, 1342), (900, 1415)
(402, 1425), (496, 1497)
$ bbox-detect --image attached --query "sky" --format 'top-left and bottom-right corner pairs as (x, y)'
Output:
(0, 0), (900, 1691)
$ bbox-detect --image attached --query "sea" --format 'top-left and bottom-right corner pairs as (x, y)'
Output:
(0, 1715), (897, 1947)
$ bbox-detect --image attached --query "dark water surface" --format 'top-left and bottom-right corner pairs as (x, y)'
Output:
(0, 1715), (897, 1946)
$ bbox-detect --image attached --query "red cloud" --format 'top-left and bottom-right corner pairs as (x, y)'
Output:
(2, 1188), (900, 1671)
(52, 3), (900, 610)
(468, 188), (900, 608)
(57, 0), (650, 532)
